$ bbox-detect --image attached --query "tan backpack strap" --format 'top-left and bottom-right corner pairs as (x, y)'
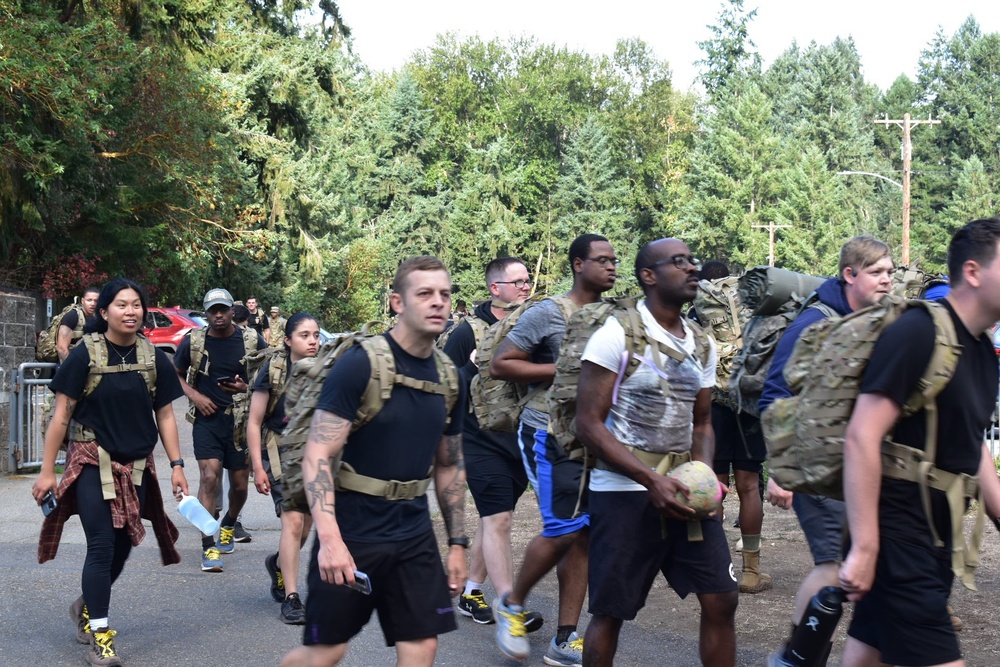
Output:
(263, 428), (283, 480)
(335, 461), (432, 500)
(187, 327), (208, 387)
(357, 337), (396, 428)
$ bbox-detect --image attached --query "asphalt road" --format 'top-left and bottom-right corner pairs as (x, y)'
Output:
(2, 400), (776, 666)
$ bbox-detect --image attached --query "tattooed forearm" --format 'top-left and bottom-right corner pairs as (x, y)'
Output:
(435, 434), (466, 538)
(59, 398), (77, 428)
(309, 410), (352, 454)
(306, 457), (337, 518)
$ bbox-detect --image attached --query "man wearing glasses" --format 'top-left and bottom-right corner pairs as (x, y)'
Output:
(759, 235), (893, 663)
(442, 257), (541, 628)
(575, 238), (738, 667)
(490, 234), (618, 666)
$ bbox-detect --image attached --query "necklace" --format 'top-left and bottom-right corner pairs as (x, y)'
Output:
(106, 339), (136, 365)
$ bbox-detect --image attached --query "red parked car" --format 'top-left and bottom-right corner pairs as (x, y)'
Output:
(143, 306), (206, 355)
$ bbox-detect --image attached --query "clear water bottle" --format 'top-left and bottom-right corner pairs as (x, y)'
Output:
(177, 494), (220, 535)
(770, 586), (845, 667)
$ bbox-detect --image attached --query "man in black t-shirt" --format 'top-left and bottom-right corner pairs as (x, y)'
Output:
(245, 296), (265, 335)
(56, 286), (99, 362)
(175, 288), (267, 573)
(282, 256), (468, 667)
(443, 257), (536, 626)
(839, 218), (1000, 667)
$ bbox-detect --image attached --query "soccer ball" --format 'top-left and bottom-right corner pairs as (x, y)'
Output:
(667, 460), (722, 519)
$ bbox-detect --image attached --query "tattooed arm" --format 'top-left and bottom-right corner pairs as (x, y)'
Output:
(302, 409), (357, 586)
(435, 432), (468, 596)
(31, 392), (75, 503)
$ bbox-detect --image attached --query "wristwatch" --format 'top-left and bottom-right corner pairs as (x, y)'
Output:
(170, 459), (185, 469)
(448, 536), (470, 548)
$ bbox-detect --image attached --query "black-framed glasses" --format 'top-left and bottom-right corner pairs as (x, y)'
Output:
(495, 279), (531, 289)
(647, 254), (703, 271)
(584, 256), (620, 267)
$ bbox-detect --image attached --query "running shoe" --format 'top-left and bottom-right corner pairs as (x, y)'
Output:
(217, 526), (236, 554)
(458, 589), (494, 624)
(88, 628), (122, 667)
(493, 593), (530, 660)
(265, 552), (285, 602)
(544, 631), (583, 667)
(524, 610), (544, 633)
(280, 593), (306, 625)
(233, 520), (252, 543)
(202, 546), (224, 572)
(70, 596), (90, 644)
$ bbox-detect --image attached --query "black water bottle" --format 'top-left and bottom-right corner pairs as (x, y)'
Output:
(778, 586), (846, 667)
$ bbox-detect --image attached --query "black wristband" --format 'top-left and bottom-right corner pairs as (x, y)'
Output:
(170, 458), (184, 469)
(448, 536), (469, 548)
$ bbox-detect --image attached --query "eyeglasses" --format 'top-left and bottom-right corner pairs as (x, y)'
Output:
(646, 254), (703, 271)
(495, 279), (531, 289)
(584, 256), (620, 267)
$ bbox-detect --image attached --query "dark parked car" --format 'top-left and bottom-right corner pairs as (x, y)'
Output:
(144, 307), (205, 354)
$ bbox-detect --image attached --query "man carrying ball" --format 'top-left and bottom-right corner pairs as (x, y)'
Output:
(575, 238), (738, 667)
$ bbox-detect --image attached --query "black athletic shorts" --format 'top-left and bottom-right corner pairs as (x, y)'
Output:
(303, 529), (457, 647)
(192, 412), (248, 471)
(261, 451), (287, 517)
(710, 403), (766, 474)
(587, 490), (738, 620)
(465, 453), (528, 518)
(847, 533), (959, 666)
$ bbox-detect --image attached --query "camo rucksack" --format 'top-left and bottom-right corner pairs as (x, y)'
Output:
(471, 295), (577, 433)
(436, 314), (488, 359)
(232, 346), (289, 447)
(36, 304), (86, 363)
(279, 328), (460, 512)
(693, 277), (751, 408)
(183, 325), (260, 428)
(67, 333), (158, 442)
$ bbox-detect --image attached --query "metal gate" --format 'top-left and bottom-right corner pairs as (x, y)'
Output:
(9, 362), (58, 470)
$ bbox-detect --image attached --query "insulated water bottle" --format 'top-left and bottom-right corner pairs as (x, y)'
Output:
(177, 494), (220, 535)
(770, 586), (846, 667)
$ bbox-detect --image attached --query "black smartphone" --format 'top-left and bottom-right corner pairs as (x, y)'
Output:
(216, 376), (236, 385)
(41, 491), (58, 517)
(346, 570), (372, 595)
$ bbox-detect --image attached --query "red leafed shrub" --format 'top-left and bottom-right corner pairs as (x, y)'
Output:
(41, 254), (110, 298)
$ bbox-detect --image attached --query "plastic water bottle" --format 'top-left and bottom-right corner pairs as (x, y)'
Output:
(177, 494), (220, 535)
(769, 586), (846, 667)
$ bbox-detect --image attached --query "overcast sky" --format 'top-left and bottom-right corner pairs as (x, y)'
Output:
(340, 0), (1000, 92)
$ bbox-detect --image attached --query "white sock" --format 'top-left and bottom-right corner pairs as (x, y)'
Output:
(463, 581), (483, 596)
(90, 617), (109, 632)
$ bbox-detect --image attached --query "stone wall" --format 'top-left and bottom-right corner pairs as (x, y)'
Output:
(0, 290), (43, 473)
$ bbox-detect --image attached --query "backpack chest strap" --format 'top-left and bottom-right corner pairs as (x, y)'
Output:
(335, 462), (433, 501)
(97, 445), (146, 501)
(392, 374), (449, 397)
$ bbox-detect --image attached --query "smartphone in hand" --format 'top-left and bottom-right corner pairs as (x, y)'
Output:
(346, 570), (372, 595)
(216, 376), (236, 385)
(40, 491), (58, 517)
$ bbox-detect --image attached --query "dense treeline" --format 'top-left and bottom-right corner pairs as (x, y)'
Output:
(2, 0), (999, 328)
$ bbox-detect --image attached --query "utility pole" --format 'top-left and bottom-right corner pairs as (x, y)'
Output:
(752, 221), (791, 266)
(874, 113), (940, 265)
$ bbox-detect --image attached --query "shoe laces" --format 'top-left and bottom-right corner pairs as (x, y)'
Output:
(499, 607), (527, 638)
(464, 591), (488, 610)
(276, 570), (285, 589)
(93, 629), (118, 657)
(204, 547), (222, 561)
(219, 527), (234, 544)
(566, 635), (584, 652)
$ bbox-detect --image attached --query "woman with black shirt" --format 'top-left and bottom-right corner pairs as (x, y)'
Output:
(32, 278), (188, 667)
(247, 313), (320, 625)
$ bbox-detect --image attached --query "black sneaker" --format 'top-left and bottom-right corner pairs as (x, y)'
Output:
(233, 520), (252, 543)
(458, 589), (494, 624)
(280, 593), (306, 625)
(265, 553), (285, 602)
(524, 609), (544, 633)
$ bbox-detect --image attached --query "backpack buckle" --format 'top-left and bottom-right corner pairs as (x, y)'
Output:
(383, 479), (417, 501)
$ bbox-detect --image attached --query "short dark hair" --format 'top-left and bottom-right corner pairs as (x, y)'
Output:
(948, 217), (1000, 286)
(485, 256), (526, 286)
(569, 233), (609, 271)
(634, 241), (658, 286)
(392, 256), (449, 294)
(283, 312), (319, 353)
(699, 261), (730, 280)
(83, 286), (100, 297)
(94, 278), (149, 334)
(232, 304), (250, 324)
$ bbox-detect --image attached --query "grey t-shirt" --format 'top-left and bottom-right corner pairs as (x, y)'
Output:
(504, 298), (568, 431)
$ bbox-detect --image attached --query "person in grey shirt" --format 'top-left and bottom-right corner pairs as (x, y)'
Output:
(489, 233), (618, 666)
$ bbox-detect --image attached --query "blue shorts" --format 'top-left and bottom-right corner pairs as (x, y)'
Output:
(792, 493), (845, 565)
(519, 423), (589, 538)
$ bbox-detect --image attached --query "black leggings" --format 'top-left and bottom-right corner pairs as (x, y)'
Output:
(76, 465), (149, 619)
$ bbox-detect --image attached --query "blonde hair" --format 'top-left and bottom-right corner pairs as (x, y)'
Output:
(838, 235), (891, 278)
(392, 256), (450, 294)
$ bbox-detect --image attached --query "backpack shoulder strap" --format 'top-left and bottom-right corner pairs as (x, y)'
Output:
(242, 326), (259, 360)
(135, 335), (158, 400)
(356, 336), (397, 429)
(187, 327), (208, 386)
(548, 294), (580, 327)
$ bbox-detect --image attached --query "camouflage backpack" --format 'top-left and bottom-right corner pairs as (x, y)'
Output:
(36, 303), (86, 363)
(279, 327), (460, 513)
(232, 346), (289, 448)
(693, 277), (751, 408)
(67, 333), (158, 442)
(471, 295), (578, 433)
(436, 314), (489, 359)
(183, 325), (260, 428)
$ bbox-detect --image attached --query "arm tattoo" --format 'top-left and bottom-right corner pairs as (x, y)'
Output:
(309, 410), (351, 450)
(436, 434), (466, 539)
(306, 457), (337, 518)
(59, 398), (77, 428)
